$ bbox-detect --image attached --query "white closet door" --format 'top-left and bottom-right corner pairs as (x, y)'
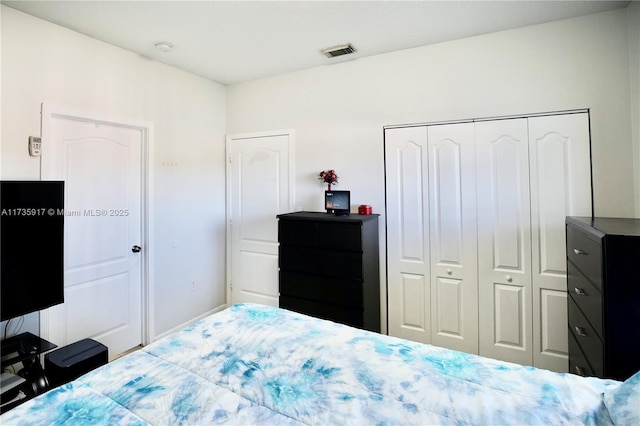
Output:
(427, 123), (478, 353)
(385, 126), (431, 343)
(476, 118), (533, 365)
(529, 112), (592, 372)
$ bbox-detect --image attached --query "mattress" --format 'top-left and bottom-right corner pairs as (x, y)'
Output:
(0, 303), (627, 425)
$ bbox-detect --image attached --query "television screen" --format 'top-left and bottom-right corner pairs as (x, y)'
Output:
(325, 190), (350, 215)
(1, 181), (65, 322)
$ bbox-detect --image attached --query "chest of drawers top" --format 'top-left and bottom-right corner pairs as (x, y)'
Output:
(276, 211), (380, 230)
(566, 216), (640, 239)
(277, 211), (380, 222)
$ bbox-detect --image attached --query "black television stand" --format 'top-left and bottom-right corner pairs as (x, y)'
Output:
(0, 332), (56, 413)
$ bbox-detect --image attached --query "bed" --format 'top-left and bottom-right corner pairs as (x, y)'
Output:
(1, 303), (638, 425)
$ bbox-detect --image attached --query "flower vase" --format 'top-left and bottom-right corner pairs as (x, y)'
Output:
(327, 183), (332, 191)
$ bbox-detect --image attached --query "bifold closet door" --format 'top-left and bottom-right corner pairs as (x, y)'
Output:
(385, 126), (431, 343)
(385, 124), (477, 352)
(476, 113), (591, 371)
(476, 118), (533, 366)
(528, 112), (591, 372)
(427, 123), (478, 354)
(386, 112), (591, 370)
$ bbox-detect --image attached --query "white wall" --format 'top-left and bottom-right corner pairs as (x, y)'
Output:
(629, 1), (640, 216)
(227, 8), (636, 217)
(227, 7), (639, 328)
(0, 6), (228, 339)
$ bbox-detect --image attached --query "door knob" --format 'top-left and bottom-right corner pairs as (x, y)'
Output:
(132, 245), (141, 253)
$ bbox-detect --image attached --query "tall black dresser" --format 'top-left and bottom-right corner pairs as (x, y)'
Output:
(277, 212), (380, 332)
(566, 216), (640, 381)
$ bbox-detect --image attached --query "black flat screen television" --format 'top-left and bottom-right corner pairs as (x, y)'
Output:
(325, 190), (350, 216)
(1, 181), (65, 322)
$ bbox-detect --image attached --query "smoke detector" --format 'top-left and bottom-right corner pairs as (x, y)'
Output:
(321, 43), (357, 58)
(154, 41), (174, 52)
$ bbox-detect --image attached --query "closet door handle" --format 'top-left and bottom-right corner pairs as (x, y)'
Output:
(573, 248), (586, 255)
(574, 287), (586, 296)
(575, 365), (586, 376)
(574, 326), (587, 337)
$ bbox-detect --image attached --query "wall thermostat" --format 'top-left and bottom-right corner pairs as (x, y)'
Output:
(29, 136), (42, 157)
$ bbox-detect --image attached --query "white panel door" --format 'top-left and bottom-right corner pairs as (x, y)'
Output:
(476, 118), (533, 365)
(529, 112), (591, 372)
(44, 115), (143, 357)
(427, 123), (478, 353)
(385, 127), (431, 343)
(228, 130), (294, 306)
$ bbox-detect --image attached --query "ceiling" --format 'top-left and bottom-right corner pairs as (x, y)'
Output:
(2, 1), (631, 85)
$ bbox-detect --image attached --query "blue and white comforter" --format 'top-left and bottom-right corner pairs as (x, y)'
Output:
(0, 303), (623, 425)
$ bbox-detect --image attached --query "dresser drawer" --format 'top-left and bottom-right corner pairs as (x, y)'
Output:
(317, 221), (362, 252)
(568, 331), (595, 377)
(279, 245), (363, 280)
(279, 295), (364, 328)
(278, 220), (317, 248)
(568, 297), (603, 377)
(567, 262), (603, 339)
(279, 219), (363, 252)
(566, 226), (602, 289)
(279, 270), (363, 308)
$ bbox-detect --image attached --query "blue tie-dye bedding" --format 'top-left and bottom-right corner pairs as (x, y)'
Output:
(0, 303), (624, 425)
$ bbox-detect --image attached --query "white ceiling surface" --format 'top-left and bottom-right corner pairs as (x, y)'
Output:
(2, 1), (631, 85)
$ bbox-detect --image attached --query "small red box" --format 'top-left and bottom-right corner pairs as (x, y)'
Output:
(358, 205), (372, 215)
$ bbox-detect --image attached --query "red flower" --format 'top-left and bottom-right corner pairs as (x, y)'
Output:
(318, 169), (338, 185)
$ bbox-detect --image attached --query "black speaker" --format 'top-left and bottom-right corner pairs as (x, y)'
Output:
(44, 339), (108, 388)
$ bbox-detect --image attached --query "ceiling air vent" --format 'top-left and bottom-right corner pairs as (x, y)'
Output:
(321, 43), (356, 58)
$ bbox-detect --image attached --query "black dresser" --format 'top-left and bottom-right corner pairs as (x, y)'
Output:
(566, 216), (640, 381)
(277, 212), (380, 332)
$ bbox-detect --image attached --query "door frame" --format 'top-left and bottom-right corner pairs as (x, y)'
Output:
(39, 103), (155, 347)
(225, 129), (295, 306)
